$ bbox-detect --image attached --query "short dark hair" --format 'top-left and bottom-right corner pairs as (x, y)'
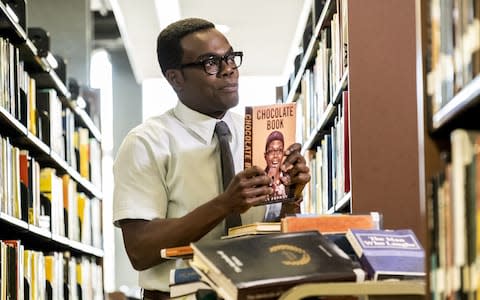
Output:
(156, 18), (215, 75)
(265, 131), (284, 151)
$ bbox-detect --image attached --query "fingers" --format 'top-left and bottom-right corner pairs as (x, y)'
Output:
(282, 143), (305, 173)
(242, 165), (267, 178)
(225, 166), (274, 211)
(280, 143), (310, 186)
(284, 143), (302, 156)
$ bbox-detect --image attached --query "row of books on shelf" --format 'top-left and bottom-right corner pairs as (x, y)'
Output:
(303, 91), (350, 214)
(277, 0), (348, 105)
(0, 240), (103, 300)
(428, 128), (480, 299)
(0, 36), (101, 184)
(426, 0), (480, 115)
(0, 134), (102, 248)
(163, 213), (425, 300)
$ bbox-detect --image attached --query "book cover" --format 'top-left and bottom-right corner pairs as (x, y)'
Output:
(244, 102), (296, 206)
(345, 229), (426, 280)
(281, 212), (382, 234)
(190, 231), (364, 300)
(225, 222), (281, 239)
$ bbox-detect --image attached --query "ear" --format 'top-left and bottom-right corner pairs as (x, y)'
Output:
(165, 69), (185, 91)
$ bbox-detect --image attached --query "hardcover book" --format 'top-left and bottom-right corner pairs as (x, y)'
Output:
(170, 267), (200, 285)
(244, 102), (297, 205)
(281, 212), (382, 234)
(169, 267), (212, 298)
(345, 229), (426, 280)
(190, 231), (364, 300)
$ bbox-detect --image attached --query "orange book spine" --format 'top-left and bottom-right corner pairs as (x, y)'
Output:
(161, 245), (193, 259)
(281, 214), (377, 234)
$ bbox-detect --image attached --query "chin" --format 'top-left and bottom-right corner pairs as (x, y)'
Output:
(223, 96), (239, 110)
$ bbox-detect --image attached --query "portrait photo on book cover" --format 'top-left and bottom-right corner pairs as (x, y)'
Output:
(264, 130), (289, 200)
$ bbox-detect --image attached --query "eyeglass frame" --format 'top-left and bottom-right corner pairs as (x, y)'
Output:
(179, 51), (243, 75)
(265, 148), (284, 156)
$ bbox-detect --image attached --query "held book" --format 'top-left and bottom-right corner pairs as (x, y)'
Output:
(345, 229), (426, 280)
(190, 231), (365, 300)
(244, 102), (297, 206)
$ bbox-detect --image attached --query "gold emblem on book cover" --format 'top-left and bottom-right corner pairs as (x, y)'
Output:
(269, 244), (311, 266)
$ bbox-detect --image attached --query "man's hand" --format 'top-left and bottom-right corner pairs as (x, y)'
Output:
(221, 166), (273, 213)
(281, 143), (311, 197)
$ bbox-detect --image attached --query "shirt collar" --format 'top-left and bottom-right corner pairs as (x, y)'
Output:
(173, 100), (236, 144)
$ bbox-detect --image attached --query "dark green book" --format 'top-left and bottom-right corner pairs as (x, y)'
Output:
(190, 231), (364, 300)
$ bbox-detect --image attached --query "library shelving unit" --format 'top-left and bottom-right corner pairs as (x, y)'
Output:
(0, 2), (104, 299)
(418, 0), (480, 298)
(282, 0), (425, 243)
(268, 0), (428, 298)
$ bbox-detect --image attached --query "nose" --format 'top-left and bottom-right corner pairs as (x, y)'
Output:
(218, 59), (236, 77)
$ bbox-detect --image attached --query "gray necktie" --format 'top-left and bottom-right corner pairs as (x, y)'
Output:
(215, 121), (242, 233)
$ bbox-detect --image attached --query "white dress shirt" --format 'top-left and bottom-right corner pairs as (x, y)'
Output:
(113, 100), (268, 291)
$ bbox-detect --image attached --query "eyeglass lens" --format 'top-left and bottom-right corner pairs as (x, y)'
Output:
(204, 54), (242, 74)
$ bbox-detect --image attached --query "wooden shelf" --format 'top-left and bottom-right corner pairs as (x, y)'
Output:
(28, 224), (52, 240)
(0, 105), (28, 136)
(0, 1), (28, 43)
(0, 212), (29, 230)
(431, 75), (480, 135)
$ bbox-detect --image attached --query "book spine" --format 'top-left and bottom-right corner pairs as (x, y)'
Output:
(244, 106), (253, 169)
(161, 245), (193, 258)
(170, 267), (200, 285)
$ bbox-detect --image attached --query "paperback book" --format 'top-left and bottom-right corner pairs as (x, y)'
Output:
(244, 102), (297, 205)
(345, 228), (425, 280)
(190, 231), (364, 300)
(224, 222), (281, 239)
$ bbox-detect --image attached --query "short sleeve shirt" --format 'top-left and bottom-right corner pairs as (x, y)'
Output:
(112, 101), (267, 291)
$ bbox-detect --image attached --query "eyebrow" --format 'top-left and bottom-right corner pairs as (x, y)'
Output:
(196, 47), (234, 60)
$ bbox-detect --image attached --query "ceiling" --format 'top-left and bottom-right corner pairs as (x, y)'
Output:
(92, 0), (310, 84)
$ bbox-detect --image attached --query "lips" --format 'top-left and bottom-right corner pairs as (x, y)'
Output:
(219, 83), (238, 92)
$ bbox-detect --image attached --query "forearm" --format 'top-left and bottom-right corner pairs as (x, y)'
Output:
(121, 195), (230, 270)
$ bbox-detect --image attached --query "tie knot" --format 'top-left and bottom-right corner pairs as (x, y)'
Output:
(215, 121), (231, 137)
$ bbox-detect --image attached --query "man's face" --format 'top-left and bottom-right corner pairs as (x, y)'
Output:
(179, 28), (239, 118)
(265, 140), (284, 172)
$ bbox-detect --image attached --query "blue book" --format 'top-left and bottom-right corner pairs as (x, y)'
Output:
(346, 229), (426, 280)
(169, 267), (201, 285)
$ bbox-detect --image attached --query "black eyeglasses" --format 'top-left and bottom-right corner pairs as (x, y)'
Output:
(180, 51), (243, 75)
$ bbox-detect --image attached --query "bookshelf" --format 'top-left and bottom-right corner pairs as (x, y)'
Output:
(0, 2), (104, 298)
(418, 0), (480, 297)
(281, 0), (425, 244)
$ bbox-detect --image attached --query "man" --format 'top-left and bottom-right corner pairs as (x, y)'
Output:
(264, 130), (288, 199)
(113, 18), (310, 299)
